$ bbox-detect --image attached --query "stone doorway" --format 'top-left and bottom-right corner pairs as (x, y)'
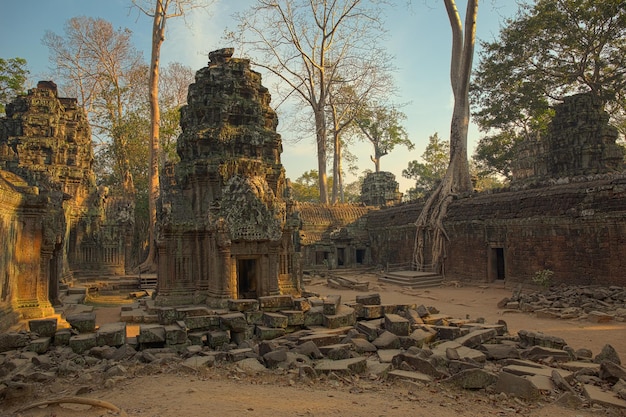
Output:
(356, 249), (365, 265)
(489, 247), (506, 282)
(337, 248), (345, 267)
(237, 258), (258, 299)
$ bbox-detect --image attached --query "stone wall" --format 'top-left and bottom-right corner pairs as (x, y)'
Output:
(360, 171), (402, 207)
(366, 176), (626, 286)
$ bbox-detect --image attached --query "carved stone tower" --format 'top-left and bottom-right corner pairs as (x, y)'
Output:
(157, 48), (301, 306)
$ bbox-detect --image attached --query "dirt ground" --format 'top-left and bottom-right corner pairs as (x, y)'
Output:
(7, 275), (626, 417)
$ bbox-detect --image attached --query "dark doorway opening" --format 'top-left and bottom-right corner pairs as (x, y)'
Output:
(356, 249), (365, 265)
(237, 258), (257, 299)
(490, 247), (505, 281)
(337, 248), (345, 267)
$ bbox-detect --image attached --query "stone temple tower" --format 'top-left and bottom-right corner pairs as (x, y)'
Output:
(156, 48), (301, 306)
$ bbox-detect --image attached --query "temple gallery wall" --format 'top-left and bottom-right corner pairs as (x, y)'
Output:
(0, 50), (624, 330)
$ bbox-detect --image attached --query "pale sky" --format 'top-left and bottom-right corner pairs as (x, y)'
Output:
(0, 0), (518, 193)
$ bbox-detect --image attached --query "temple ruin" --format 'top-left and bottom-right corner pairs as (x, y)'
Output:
(156, 48), (301, 307)
(0, 81), (133, 329)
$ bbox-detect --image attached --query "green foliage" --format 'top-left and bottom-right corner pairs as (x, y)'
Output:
(471, 0), (626, 176)
(0, 57), (28, 114)
(291, 170), (334, 203)
(354, 104), (413, 172)
(402, 133), (449, 200)
(532, 269), (554, 289)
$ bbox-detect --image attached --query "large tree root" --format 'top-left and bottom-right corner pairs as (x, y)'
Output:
(413, 178), (456, 274)
(18, 396), (128, 416)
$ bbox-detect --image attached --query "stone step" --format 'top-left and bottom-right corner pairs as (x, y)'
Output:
(378, 271), (443, 288)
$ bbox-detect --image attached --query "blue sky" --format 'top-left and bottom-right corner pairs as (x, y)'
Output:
(0, 0), (518, 193)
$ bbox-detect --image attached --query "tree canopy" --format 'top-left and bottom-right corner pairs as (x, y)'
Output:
(471, 0), (626, 176)
(403, 133), (449, 200)
(0, 57), (29, 115)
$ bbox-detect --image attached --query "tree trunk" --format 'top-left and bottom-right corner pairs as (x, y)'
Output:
(413, 0), (477, 273)
(315, 106), (329, 204)
(139, 0), (165, 273)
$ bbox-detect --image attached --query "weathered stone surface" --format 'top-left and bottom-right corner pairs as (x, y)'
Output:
(298, 333), (341, 348)
(350, 338), (377, 353)
(522, 345), (572, 362)
(503, 364), (572, 382)
(322, 295), (342, 315)
(185, 315), (221, 331)
(384, 314), (410, 336)
(444, 368), (498, 390)
(315, 357), (367, 374)
(387, 369), (432, 384)
(372, 331), (400, 350)
(69, 334), (97, 354)
(236, 358), (269, 374)
(227, 299), (259, 312)
(361, 171), (402, 207)
(391, 353), (447, 379)
(480, 343), (520, 360)
(432, 341), (486, 363)
(495, 371), (541, 400)
(583, 383), (626, 409)
(280, 310), (305, 326)
(517, 330), (566, 349)
(356, 293), (381, 306)
(454, 328), (496, 348)
(96, 322), (126, 347)
(0, 332), (29, 352)
(138, 325), (166, 345)
(255, 326), (285, 341)
(263, 312), (288, 329)
(293, 341), (323, 359)
(220, 313), (248, 332)
(207, 330), (230, 348)
(28, 319), (57, 338)
(377, 349), (402, 363)
(66, 313), (96, 333)
(594, 344), (621, 365)
(323, 305), (356, 329)
(28, 337), (51, 354)
(600, 361), (626, 384)
(303, 306), (324, 326)
(258, 296), (295, 312)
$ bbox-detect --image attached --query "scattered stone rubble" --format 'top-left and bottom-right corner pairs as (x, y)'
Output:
(499, 284), (626, 322)
(2, 292), (626, 413)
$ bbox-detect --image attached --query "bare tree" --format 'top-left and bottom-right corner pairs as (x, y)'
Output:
(413, 0), (477, 272)
(43, 16), (144, 196)
(132, 0), (212, 272)
(229, 0), (392, 204)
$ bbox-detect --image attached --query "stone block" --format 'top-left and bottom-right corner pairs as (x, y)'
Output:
(454, 328), (497, 348)
(503, 364), (572, 382)
(366, 360), (392, 377)
(522, 345), (572, 362)
(432, 341), (486, 363)
(350, 338), (377, 353)
(583, 383), (626, 409)
(444, 368), (498, 390)
(255, 326), (285, 341)
(96, 322), (126, 347)
(231, 326), (255, 344)
(281, 310), (305, 326)
(258, 295), (294, 311)
(164, 324), (187, 345)
(434, 325), (462, 340)
(422, 313), (452, 325)
(356, 293), (381, 306)
(481, 343), (520, 360)
(323, 305), (356, 329)
(391, 353), (448, 379)
(175, 306), (212, 318)
(137, 325), (166, 345)
(228, 299), (259, 312)
(293, 298), (311, 312)
(28, 318), (57, 337)
(358, 304), (384, 319)
(297, 333), (341, 347)
(66, 312), (96, 333)
(187, 331), (208, 346)
(600, 361), (626, 384)
(293, 340), (323, 359)
(387, 369), (433, 384)
(220, 312), (248, 332)
(303, 307), (324, 326)
(263, 312), (288, 328)
(377, 349), (402, 363)
(185, 315), (221, 331)
(408, 327), (436, 347)
(29, 337), (51, 354)
(495, 371), (541, 400)
(245, 310), (264, 325)
(588, 311), (614, 323)
(323, 295), (342, 315)
(315, 357), (367, 374)
(384, 314), (410, 336)
(157, 307), (177, 325)
(182, 356), (215, 371)
(69, 333), (97, 354)
(356, 319), (383, 341)
(228, 348), (254, 362)
(207, 330), (230, 348)
(54, 329), (71, 346)
(372, 331), (400, 350)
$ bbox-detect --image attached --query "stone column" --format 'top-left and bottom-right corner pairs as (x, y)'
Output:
(268, 242), (280, 295)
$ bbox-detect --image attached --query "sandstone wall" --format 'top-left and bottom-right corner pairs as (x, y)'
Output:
(366, 176), (626, 286)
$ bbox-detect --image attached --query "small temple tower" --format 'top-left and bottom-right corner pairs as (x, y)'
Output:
(156, 48), (301, 306)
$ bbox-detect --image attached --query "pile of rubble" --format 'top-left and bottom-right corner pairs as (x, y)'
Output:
(499, 284), (626, 322)
(2, 292), (626, 413)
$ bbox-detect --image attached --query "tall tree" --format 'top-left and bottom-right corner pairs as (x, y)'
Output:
(413, 0), (477, 272)
(43, 17), (144, 196)
(0, 57), (28, 115)
(229, 0), (393, 204)
(471, 0), (626, 176)
(403, 133), (449, 200)
(132, 0), (212, 272)
(355, 104), (413, 173)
